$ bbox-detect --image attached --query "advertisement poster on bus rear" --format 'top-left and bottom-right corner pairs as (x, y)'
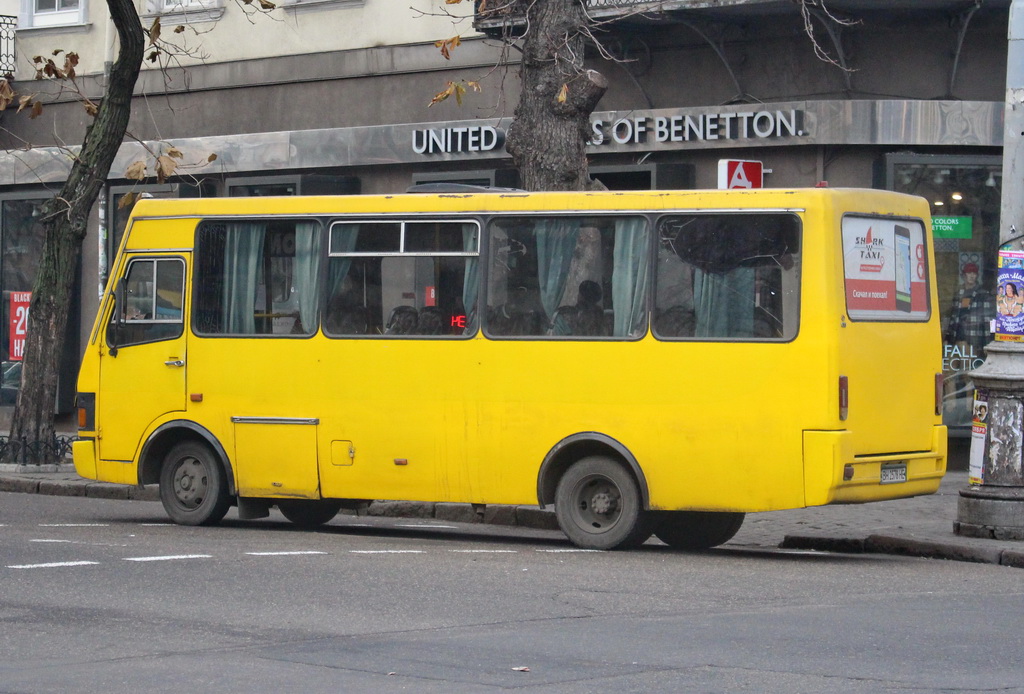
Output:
(841, 217), (928, 321)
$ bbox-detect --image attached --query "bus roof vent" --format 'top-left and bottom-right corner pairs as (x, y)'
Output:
(405, 183), (524, 194)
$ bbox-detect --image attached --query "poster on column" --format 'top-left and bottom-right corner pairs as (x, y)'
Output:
(841, 217), (929, 321)
(995, 249), (1024, 342)
(969, 389), (987, 485)
(8, 292), (31, 362)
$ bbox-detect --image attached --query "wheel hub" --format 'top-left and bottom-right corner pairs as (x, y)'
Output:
(590, 491), (616, 516)
(173, 458), (207, 508)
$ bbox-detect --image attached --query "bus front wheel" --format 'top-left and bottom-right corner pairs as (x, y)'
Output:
(653, 511), (745, 550)
(277, 500), (342, 528)
(555, 456), (653, 550)
(159, 441), (231, 526)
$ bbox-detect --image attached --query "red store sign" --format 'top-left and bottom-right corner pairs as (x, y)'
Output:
(9, 292), (30, 361)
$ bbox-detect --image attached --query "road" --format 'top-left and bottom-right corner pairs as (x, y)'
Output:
(2, 492), (1023, 694)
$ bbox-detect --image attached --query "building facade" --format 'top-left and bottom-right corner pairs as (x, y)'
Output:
(0, 0), (1013, 447)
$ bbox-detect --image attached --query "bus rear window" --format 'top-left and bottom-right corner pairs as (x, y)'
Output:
(841, 216), (929, 321)
(654, 213), (801, 341)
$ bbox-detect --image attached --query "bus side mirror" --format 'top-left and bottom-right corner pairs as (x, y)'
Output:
(108, 278), (125, 357)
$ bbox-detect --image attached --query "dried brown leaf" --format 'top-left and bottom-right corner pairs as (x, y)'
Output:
(166, 146), (184, 159)
(207, 153), (218, 162)
(155, 154), (178, 183)
(0, 80), (14, 111)
(125, 160), (147, 180)
(149, 17), (161, 45)
(428, 82), (456, 107)
(435, 35), (461, 60)
(174, 25), (186, 33)
(83, 100), (98, 117)
(118, 192), (140, 209)
(30, 101), (43, 119)
(258, 0), (276, 9)
(556, 83), (568, 103)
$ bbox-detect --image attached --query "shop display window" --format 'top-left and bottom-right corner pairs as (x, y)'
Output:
(888, 154), (1002, 432)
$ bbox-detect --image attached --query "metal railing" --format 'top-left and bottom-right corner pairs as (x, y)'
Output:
(0, 434), (78, 466)
(1, 15), (15, 77)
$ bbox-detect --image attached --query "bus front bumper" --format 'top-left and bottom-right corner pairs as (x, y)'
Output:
(803, 426), (947, 506)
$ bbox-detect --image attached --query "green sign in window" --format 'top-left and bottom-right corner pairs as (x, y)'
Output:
(932, 216), (973, 239)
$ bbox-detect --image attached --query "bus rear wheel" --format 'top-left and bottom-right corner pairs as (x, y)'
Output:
(555, 456), (653, 550)
(159, 441), (231, 526)
(653, 511), (745, 550)
(277, 500), (342, 528)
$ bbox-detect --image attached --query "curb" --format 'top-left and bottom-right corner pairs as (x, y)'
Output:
(782, 533), (1024, 569)
(0, 474), (559, 531)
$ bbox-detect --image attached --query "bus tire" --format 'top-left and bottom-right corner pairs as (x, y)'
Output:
(653, 511), (745, 550)
(277, 500), (342, 528)
(555, 456), (653, 550)
(159, 441), (231, 526)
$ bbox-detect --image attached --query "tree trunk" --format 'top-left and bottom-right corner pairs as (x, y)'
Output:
(7, 0), (145, 462)
(505, 0), (607, 192)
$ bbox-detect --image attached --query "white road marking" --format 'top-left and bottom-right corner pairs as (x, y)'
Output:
(450, 549), (518, 554)
(123, 554), (212, 562)
(535, 549), (601, 553)
(245, 551), (328, 556)
(349, 550), (425, 554)
(29, 539), (128, 547)
(38, 523), (109, 527)
(7, 561), (99, 569)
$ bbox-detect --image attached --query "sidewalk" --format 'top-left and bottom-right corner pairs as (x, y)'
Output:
(2, 464), (1023, 566)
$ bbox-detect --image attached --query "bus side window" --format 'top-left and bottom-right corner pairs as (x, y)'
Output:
(193, 221), (321, 337)
(323, 220), (478, 338)
(108, 257), (185, 348)
(485, 216), (650, 340)
(653, 213), (801, 341)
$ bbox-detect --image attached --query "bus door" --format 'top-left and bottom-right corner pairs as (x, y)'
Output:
(838, 215), (940, 455)
(98, 255), (188, 464)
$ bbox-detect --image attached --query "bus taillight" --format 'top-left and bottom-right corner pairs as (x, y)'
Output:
(76, 392), (95, 431)
(839, 376), (849, 421)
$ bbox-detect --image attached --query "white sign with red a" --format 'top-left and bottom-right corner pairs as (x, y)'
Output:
(717, 159), (764, 189)
(9, 292), (30, 361)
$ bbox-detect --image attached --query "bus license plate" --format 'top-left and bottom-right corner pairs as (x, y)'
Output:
(880, 463), (907, 484)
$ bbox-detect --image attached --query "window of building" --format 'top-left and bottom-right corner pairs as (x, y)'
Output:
(887, 153), (1003, 431)
(19, 0), (86, 29)
(0, 196), (79, 413)
(193, 220), (322, 336)
(324, 220), (479, 337)
(141, 0), (224, 23)
(484, 216), (650, 339)
(653, 213), (801, 341)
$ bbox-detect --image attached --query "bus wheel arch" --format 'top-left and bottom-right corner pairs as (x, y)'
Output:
(139, 421), (236, 497)
(537, 433), (650, 509)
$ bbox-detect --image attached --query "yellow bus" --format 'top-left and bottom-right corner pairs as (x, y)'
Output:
(73, 187), (946, 550)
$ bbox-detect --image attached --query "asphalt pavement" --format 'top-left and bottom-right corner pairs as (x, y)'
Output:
(2, 462), (1023, 567)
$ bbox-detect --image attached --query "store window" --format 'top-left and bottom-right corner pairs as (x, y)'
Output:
(887, 154), (1002, 432)
(1, 199), (46, 406)
(0, 197), (79, 413)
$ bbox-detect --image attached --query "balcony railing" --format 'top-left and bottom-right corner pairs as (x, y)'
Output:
(1, 15), (15, 77)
